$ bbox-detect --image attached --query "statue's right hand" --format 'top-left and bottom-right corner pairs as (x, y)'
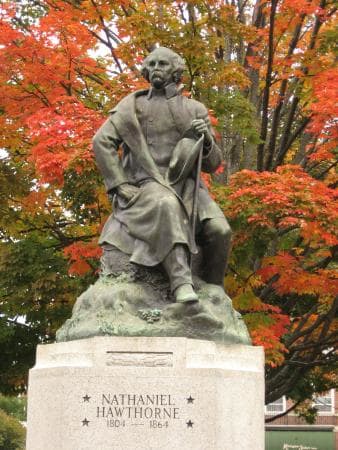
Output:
(117, 183), (140, 201)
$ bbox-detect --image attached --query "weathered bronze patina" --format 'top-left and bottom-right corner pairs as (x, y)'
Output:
(93, 47), (231, 304)
(56, 47), (251, 345)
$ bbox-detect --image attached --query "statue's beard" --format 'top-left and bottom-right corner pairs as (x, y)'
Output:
(152, 79), (164, 89)
(150, 73), (171, 89)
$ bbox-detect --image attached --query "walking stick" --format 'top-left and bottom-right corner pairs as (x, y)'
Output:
(190, 135), (204, 269)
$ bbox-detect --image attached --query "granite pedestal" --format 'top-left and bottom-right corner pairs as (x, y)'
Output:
(26, 337), (264, 450)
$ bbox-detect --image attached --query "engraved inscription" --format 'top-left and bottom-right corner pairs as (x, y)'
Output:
(80, 392), (196, 430)
(97, 394), (179, 422)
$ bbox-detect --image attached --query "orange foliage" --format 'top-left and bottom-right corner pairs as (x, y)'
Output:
(63, 242), (102, 276)
(26, 96), (103, 184)
(215, 165), (337, 365)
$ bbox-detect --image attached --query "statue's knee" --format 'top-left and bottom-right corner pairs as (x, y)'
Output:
(159, 192), (179, 210)
(205, 218), (232, 243)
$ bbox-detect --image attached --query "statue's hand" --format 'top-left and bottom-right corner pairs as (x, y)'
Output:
(117, 183), (140, 201)
(191, 119), (212, 145)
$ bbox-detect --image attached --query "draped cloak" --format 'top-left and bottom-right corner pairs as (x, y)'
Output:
(93, 86), (224, 266)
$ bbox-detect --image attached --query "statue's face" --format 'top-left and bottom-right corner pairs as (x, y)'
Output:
(146, 50), (174, 89)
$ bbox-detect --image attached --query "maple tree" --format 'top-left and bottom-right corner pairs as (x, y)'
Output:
(213, 165), (337, 410)
(0, 0), (336, 419)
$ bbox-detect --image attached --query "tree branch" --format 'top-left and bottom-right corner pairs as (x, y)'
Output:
(265, 15), (305, 170)
(265, 400), (302, 423)
(257, 0), (278, 171)
(275, 0), (326, 166)
(90, 0), (124, 73)
(274, 116), (311, 168)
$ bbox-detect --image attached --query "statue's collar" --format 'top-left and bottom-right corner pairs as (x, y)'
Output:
(147, 83), (183, 100)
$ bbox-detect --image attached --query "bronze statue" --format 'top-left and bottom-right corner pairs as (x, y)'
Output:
(93, 47), (231, 304)
(56, 47), (251, 344)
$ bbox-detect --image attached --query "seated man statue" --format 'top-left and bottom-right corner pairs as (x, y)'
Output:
(93, 47), (231, 304)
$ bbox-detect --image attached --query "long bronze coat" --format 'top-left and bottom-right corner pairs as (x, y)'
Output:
(93, 85), (224, 266)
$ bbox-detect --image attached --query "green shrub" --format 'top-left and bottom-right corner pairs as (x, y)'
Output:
(0, 409), (25, 450)
(0, 395), (26, 422)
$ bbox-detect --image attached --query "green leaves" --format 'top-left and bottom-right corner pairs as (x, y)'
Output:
(0, 236), (80, 393)
(214, 90), (261, 145)
(0, 409), (25, 450)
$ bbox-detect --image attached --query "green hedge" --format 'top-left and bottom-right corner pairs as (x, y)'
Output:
(0, 395), (26, 422)
(0, 409), (25, 450)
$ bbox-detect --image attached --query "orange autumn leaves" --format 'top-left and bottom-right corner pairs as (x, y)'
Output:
(215, 165), (337, 366)
(27, 97), (104, 184)
(63, 242), (102, 276)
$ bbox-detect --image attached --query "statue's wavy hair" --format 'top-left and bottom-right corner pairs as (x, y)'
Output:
(141, 47), (185, 84)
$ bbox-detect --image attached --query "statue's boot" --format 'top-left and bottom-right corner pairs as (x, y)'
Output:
(174, 284), (198, 303)
(162, 244), (198, 303)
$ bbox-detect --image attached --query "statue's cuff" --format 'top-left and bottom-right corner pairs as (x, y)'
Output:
(202, 139), (213, 157)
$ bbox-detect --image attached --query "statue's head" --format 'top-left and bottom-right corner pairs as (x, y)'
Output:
(141, 47), (185, 88)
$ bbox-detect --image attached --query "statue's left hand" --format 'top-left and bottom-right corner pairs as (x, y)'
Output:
(191, 119), (212, 145)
